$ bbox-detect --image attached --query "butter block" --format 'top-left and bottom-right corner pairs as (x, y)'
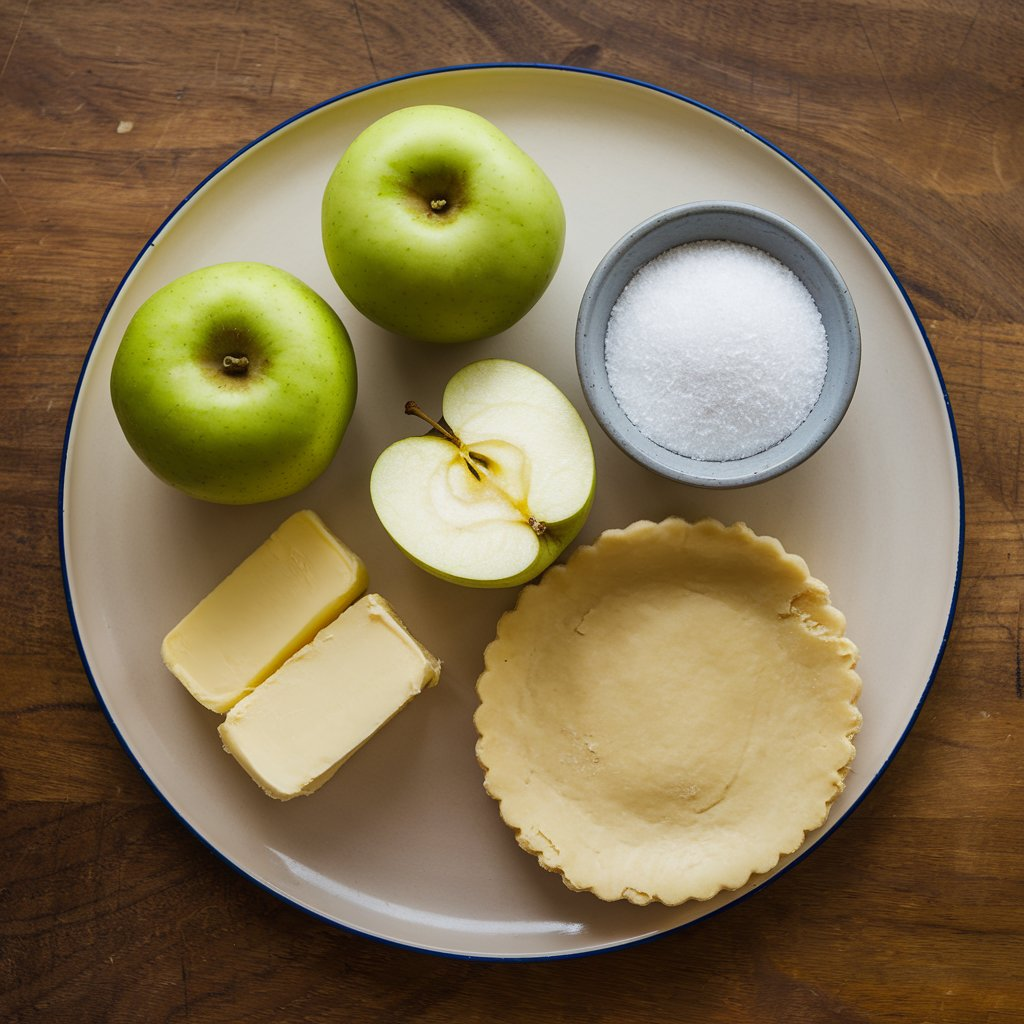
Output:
(162, 510), (368, 713)
(218, 594), (441, 800)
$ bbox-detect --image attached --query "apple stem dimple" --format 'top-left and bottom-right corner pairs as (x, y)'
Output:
(222, 355), (249, 376)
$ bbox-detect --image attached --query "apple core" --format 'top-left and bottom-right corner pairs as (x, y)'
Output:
(404, 400), (547, 537)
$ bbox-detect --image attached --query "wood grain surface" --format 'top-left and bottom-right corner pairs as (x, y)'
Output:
(2, 1), (1022, 1021)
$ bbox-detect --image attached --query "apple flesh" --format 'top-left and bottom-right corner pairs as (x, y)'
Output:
(321, 105), (566, 344)
(109, 262), (357, 504)
(370, 359), (595, 587)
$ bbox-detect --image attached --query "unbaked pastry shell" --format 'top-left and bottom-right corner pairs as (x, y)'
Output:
(474, 518), (862, 906)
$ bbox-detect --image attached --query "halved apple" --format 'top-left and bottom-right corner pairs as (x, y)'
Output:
(370, 359), (596, 588)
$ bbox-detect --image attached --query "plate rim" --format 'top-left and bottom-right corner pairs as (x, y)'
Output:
(58, 61), (965, 962)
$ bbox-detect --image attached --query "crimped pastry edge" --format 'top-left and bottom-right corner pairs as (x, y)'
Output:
(473, 516), (862, 906)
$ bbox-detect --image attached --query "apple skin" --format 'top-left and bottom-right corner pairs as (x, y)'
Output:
(321, 105), (566, 344)
(109, 262), (357, 504)
(370, 359), (595, 588)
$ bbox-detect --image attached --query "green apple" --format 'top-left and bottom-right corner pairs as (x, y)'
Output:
(370, 359), (595, 587)
(321, 104), (566, 344)
(109, 262), (357, 504)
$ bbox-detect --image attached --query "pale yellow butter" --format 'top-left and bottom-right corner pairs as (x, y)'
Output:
(218, 594), (441, 800)
(161, 510), (367, 713)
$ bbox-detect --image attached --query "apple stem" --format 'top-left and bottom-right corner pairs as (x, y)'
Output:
(405, 400), (462, 447)
(528, 516), (547, 536)
(222, 355), (249, 376)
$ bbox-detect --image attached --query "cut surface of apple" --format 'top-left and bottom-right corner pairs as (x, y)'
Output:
(370, 359), (595, 588)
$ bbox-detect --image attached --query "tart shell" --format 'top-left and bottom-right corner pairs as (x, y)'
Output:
(474, 518), (862, 906)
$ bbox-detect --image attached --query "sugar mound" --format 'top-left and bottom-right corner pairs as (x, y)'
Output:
(604, 240), (828, 462)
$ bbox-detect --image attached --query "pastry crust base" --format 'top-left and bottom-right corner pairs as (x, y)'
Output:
(474, 518), (862, 906)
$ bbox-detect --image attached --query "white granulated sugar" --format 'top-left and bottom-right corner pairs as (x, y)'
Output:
(605, 240), (828, 462)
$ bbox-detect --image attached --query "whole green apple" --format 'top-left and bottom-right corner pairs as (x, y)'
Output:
(370, 359), (595, 587)
(109, 262), (357, 504)
(321, 105), (566, 344)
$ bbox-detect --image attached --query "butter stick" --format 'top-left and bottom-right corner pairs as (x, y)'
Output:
(162, 510), (368, 713)
(218, 594), (441, 800)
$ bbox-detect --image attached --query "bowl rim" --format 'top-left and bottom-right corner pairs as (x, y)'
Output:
(575, 200), (861, 488)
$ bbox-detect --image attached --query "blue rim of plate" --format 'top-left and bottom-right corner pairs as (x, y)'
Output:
(58, 61), (965, 962)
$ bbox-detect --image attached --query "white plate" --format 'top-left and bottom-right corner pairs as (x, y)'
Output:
(60, 65), (963, 960)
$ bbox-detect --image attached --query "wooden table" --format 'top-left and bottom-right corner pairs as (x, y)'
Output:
(3, 1), (1021, 1020)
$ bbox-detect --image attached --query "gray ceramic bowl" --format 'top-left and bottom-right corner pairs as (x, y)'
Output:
(576, 201), (860, 487)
